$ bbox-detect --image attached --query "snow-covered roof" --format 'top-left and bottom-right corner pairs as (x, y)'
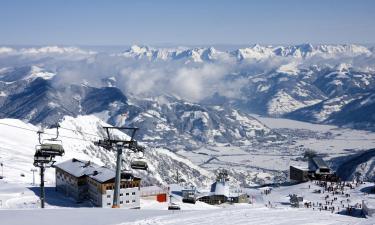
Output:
(89, 166), (116, 183)
(312, 157), (329, 169)
(54, 158), (116, 183)
(290, 165), (309, 171)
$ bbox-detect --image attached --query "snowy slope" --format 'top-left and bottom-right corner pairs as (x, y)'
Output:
(0, 116), (214, 187)
(1, 180), (374, 225)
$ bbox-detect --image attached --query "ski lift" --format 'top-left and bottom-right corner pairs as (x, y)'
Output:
(33, 150), (53, 165)
(36, 125), (65, 157)
(121, 169), (134, 180)
(130, 151), (148, 170)
(130, 157), (148, 170)
(38, 141), (65, 157)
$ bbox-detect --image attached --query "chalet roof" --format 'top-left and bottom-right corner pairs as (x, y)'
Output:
(89, 166), (116, 183)
(54, 158), (98, 178)
(54, 158), (117, 183)
(312, 157), (329, 169)
(290, 165), (309, 171)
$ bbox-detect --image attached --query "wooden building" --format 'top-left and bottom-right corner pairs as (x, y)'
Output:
(55, 158), (141, 208)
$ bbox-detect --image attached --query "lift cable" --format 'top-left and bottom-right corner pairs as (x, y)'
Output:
(0, 111), (103, 138)
(0, 121), (99, 143)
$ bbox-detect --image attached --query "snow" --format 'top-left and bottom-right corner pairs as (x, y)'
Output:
(277, 62), (300, 75)
(0, 179), (373, 225)
(0, 206), (366, 225)
(25, 66), (56, 80)
(268, 90), (307, 115)
(1, 115), (375, 224)
(313, 96), (359, 122)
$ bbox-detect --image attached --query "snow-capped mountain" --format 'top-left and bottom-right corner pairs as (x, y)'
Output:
(122, 95), (281, 148)
(116, 43), (372, 62)
(0, 65), (281, 147)
(117, 45), (227, 63)
(283, 65), (375, 128)
(1, 43), (375, 130)
(1, 44), (375, 187)
(0, 66), (129, 125)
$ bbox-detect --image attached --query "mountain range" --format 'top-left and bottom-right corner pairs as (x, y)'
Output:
(1, 43), (375, 131)
(1, 43), (375, 185)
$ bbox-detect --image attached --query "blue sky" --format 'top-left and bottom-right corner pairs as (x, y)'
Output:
(0, 0), (374, 45)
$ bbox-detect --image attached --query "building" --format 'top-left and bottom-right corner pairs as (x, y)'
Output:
(182, 189), (197, 203)
(55, 158), (141, 208)
(197, 170), (248, 205)
(308, 157), (331, 175)
(289, 166), (309, 182)
(290, 156), (333, 182)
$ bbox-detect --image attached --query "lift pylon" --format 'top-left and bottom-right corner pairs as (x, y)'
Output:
(33, 125), (64, 208)
(95, 126), (147, 208)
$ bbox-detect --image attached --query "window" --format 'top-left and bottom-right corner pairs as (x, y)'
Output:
(132, 192), (136, 195)
(107, 195), (111, 198)
(132, 200), (135, 203)
(126, 193), (129, 196)
(126, 200), (129, 203)
(107, 203), (111, 206)
(120, 201), (123, 204)
(120, 193), (123, 196)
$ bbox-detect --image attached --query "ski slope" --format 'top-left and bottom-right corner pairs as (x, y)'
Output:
(1, 178), (375, 225)
(0, 206), (368, 225)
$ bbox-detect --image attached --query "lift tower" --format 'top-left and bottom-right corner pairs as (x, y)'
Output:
(33, 125), (64, 208)
(95, 126), (147, 208)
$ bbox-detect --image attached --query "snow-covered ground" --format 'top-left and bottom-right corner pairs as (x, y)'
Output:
(1, 179), (375, 225)
(177, 115), (375, 185)
(1, 114), (375, 224)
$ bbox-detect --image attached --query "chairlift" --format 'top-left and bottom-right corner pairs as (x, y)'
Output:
(121, 169), (134, 180)
(33, 151), (53, 165)
(38, 140), (65, 157)
(35, 125), (64, 157)
(130, 159), (148, 170)
(130, 157), (148, 170)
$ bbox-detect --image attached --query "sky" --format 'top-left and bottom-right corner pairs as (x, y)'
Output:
(0, 0), (374, 46)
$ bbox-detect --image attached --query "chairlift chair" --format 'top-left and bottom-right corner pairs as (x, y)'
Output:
(121, 169), (134, 180)
(33, 150), (53, 163)
(130, 157), (148, 170)
(39, 140), (64, 157)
